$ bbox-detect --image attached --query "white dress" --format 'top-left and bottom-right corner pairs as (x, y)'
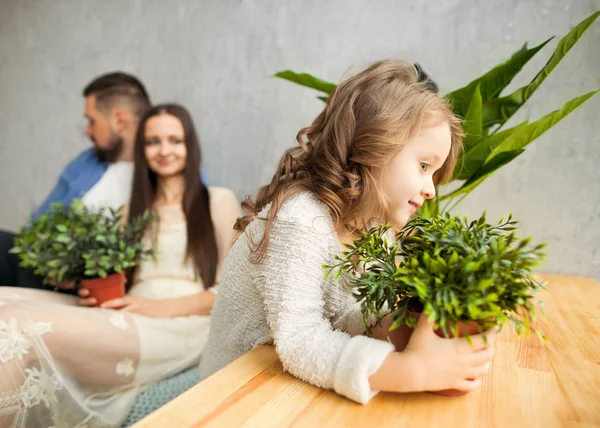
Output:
(0, 187), (239, 428)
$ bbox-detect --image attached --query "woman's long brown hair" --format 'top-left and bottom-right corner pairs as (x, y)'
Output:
(127, 104), (218, 290)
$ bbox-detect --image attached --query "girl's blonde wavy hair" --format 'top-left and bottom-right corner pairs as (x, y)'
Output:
(236, 59), (463, 260)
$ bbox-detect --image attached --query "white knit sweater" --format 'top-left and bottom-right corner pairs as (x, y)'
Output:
(199, 191), (395, 404)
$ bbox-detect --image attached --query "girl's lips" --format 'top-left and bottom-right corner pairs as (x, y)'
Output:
(408, 201), (421, 213)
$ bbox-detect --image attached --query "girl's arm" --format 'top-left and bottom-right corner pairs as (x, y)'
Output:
(255, 198), (395, 404)
(258, 196), (495, 402)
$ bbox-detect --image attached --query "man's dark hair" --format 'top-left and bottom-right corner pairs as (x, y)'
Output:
(83, 72), (151, 118)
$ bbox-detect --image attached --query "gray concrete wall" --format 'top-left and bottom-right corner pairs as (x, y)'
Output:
(1, 0), (599, 279)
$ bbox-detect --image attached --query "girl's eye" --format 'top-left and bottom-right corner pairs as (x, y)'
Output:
(145, 138), (160, 146)
(170, 138), (184, 145)
(420, 162), (429, 172)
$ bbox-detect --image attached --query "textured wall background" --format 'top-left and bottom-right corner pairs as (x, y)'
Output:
(1, 0), (599, 278)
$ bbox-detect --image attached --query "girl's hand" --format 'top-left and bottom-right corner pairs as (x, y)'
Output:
(404, 313), (496, 393)
(100, 296), (175, 318)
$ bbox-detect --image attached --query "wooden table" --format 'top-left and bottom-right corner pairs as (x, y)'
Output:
(133, 275), (600, 427)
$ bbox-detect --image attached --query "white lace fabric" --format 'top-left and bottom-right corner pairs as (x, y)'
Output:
(0, 292), (143, 428)
(0, 187), (240, 428)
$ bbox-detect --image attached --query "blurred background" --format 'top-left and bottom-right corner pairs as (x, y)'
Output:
(0, 0), (599, 279)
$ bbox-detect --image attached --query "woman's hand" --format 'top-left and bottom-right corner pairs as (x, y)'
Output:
(77, 288), (216, 316)
(100, 295), (176, 318)
(77, 287), (97, 307)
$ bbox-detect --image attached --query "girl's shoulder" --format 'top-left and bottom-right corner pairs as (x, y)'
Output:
(273, 191), (333, 233)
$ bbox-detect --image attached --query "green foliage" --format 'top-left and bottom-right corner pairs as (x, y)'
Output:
(10, 200), (156, 286)
(325, 213), (547, 340)
(274, 11), (599, 216)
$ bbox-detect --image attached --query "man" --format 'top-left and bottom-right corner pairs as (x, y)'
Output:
(0, 72), (151, 290)
(36, 72), (151, 215)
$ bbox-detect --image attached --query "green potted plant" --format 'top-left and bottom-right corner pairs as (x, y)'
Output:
(10, 200), (156, 306)
(325, 212), (547, 395)
(274, 11), (599, 218)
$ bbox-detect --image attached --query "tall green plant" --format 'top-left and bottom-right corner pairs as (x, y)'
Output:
(274, 11), (599, 217)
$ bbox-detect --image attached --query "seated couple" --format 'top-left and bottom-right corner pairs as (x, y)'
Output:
(0, 72), (238, 427)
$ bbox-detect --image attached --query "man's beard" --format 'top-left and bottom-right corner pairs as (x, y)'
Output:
(94, 134), (124, 163)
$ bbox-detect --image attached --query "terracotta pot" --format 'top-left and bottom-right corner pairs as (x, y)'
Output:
(388, 300), (482, 396)
(80, 272), (126, 307)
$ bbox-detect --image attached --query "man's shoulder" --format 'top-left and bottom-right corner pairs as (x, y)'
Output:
(61, 148), (104, 178)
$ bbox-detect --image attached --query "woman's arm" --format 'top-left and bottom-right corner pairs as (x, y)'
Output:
(208, 187), (241, 287)
(160, 290), (216, 316)
(100, 291), (216, 317)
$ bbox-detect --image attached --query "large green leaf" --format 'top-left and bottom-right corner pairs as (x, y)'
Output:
(445, 38), (552, 118)
(445, 90), (598, 199)
(455, 121), (530, 180)
(442, 149), (525, 200)
(274, 70), (337, 94)
(482, 10), (600, 128)
(463, 84), (483, 145)
(486, 90), (598, 162)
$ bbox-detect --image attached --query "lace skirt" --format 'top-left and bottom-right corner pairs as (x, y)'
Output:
(0, 287), (210, 428)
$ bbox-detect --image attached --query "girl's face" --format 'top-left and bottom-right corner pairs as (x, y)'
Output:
(144, 113), (187, 177)
(379, 120), (452, 228)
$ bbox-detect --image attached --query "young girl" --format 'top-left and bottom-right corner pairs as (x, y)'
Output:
(0, 104), (239, 427)
(199, 60), (496, 404)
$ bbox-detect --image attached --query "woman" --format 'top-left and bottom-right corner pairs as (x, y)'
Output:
(0, 104), (239, 427)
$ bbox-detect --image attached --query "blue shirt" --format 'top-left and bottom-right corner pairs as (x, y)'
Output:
(33, 148), (207, 217)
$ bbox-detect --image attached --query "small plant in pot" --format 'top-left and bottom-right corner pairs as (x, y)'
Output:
(11, 200), (156, 306)
(325, 212), (547, 396)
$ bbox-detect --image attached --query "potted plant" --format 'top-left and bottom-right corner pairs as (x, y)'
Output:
(10, 200), (156, 306)
(274, 11), (599, 217)
(325, 212), (547, 395)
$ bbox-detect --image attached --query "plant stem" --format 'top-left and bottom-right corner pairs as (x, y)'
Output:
(443, 194), (469, 215)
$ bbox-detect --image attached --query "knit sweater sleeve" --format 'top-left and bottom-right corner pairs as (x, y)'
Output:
(256, 198), (394, 404)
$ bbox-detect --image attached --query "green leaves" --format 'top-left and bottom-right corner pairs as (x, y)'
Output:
(446, 38), (552, 119)
(453, 121), (529, 181)
(274, 70), (337, 97)
(486, 90), (598, 161)
(481, 10), (599, 128)
(10, 200), (156, 286)
(442, 10), (599, 204)
(325, 213), (547, 338)
(272, 11), (599, 217)
(445, 90), (598, 199)
(461, 84), (484, 150)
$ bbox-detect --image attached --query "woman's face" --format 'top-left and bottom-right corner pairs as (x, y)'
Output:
(143, 113), (187, 177)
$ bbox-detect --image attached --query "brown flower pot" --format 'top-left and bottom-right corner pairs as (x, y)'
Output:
(388, 301), (483, 396)
(80, 271), (126, 307)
